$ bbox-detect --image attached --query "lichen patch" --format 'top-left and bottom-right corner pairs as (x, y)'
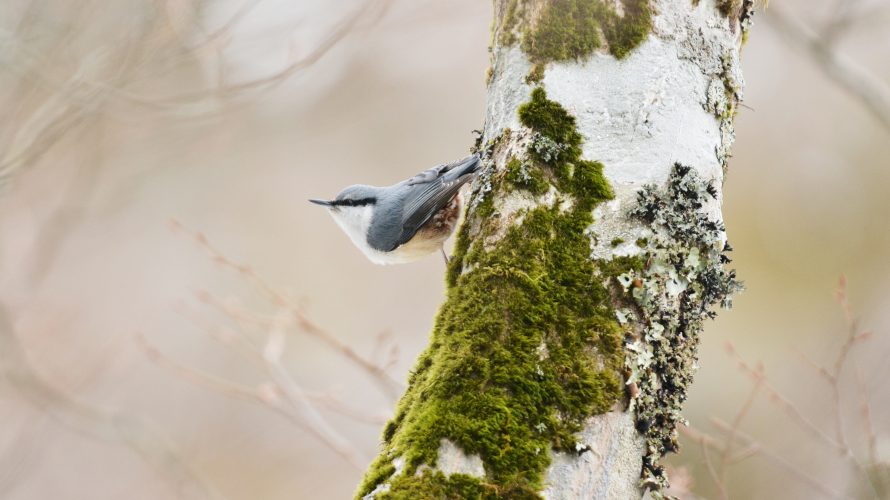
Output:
(618, 163), (742, 493)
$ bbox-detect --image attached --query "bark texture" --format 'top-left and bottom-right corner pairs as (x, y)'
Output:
(358, 1), (750, 498)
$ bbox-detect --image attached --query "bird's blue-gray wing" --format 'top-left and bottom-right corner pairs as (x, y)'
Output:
(404, 155), (478, 186)
(394, 156), (480, 248)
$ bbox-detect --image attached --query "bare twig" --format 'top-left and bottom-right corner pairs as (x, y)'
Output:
(138, 221), (411, 471)
(170, 219), (404, 398)
(0, 304), (223, 500)
(726, 342), (845, 453)
(718, 353), (763, 488)
(691, 277), (887, 499)
(0, 0), (395, 188)
(854, 368), (878, 468)
(700, 438), (728, 500)
(709, 419), (845, 499)
(683, 423), (843, 499)
(137, 324), (371, 471)
(764, 3), (890, 132)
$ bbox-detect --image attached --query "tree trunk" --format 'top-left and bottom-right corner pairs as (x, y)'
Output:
(358, 0), (750, 498)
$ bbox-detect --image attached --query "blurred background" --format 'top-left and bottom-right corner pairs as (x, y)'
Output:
(0, 0), (888, 498)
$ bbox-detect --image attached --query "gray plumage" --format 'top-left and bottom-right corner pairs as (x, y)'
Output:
(309, 154), (480, 264)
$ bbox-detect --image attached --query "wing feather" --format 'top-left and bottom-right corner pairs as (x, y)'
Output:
(394, 156), (479, 248)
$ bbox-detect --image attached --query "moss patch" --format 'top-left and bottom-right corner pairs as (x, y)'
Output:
(377, 471), (492, 500)
(499, 0), (524, 47)
(715, 0), (756, 37)
(505, 157), (549, 195)
(357, 89), (633, 498)
(716, 0), (742, 18)
(519, 0), (653, 63)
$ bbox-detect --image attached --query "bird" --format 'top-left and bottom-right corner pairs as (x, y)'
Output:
(309, 154), (481, 265)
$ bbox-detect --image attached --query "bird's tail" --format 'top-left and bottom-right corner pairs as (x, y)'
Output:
(444, 154), (481, 181)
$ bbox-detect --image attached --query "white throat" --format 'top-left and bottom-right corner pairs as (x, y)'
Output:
(327, 206), (439, 265)
(327, 206), (389, 265)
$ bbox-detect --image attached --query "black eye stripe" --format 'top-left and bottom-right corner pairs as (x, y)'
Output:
(332, 197), (377, 207)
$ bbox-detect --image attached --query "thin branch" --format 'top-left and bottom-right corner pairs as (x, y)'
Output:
(138, 330), (370, 470)
(707, 419), (845, 499)
(700, 438), (729, 500)
(854, 368), (878, 468)
(0, 304), (223, 500)
(726, 343), (845, 453)
(764, 3), (890, 132)
(170, 219), (404, 399)
(718, 353), (763, 486)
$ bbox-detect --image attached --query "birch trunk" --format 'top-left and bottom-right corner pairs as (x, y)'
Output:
(359, 1), (750, 498)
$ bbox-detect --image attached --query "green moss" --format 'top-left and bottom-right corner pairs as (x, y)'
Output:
(379, 471), (495, 499)
(598, 254), (644, 279)
(358, 461), (397, 498)
(519, 88), (582, 161)
(499, 0), (524, 47)
(370, 202), (624, 495)
(604, 0), (653, 59)
(379, 470), (544, 500)
(357, 89), (633, 498)
(716, 0), (742, 18)
(525, 63), (545, 84)
(505, 157), (549, 195)
(519, 0), (652, 63)
(518, 88), (614, 205)
(522, 0), (604, 62)
(446, 222), (473, 288)
(475, 190), (496, 220)
(610, 237), (625, 247)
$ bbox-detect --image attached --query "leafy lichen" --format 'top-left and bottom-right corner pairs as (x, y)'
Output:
(617, 163), (742, 493)
(357, 89), (635, 498)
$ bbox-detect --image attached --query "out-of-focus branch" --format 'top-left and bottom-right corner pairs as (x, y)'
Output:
(685, 277), (887, 499)
(682, 422), (844, 499)
(0, 417), (46, 498)
(138, 0), (395, 106)
(170, 219), (404, 399)
(0, 0), (395, 189)
(765, 3), (890, 131)
(0, 304), (222, 500)
(140, 221), (404, 471)
(137, 331), (371, 470)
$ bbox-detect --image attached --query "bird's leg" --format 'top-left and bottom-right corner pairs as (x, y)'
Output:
(440, 245), (450, 265)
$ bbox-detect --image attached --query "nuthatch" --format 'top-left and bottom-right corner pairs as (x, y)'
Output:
(309, 155), (481, 265)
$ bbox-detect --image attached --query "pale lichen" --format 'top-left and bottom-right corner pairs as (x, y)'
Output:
(617, 163), (742, 493)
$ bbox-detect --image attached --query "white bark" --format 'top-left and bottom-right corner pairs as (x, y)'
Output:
(541, 412), (643, 499)
(463, 1), (745, 498)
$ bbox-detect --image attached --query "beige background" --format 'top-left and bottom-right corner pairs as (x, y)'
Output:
(1, 0), (888, 498)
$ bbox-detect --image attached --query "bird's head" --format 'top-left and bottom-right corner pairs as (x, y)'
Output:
(309, 185), (380, 241)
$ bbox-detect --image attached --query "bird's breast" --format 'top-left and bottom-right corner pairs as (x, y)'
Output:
(366, 194), (462, 265)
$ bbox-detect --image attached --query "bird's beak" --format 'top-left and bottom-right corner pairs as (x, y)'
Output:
(308, 199), (333, 207)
